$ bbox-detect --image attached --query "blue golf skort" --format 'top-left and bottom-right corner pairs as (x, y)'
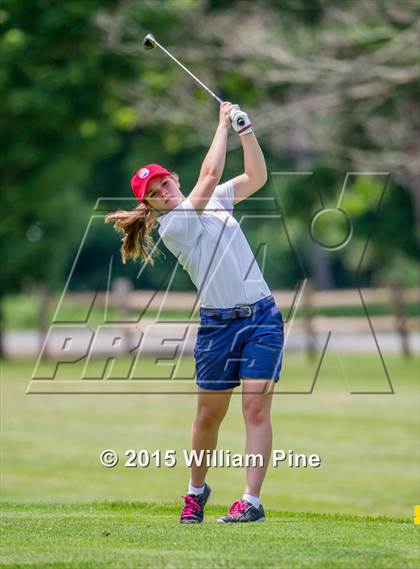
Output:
(194, 294), (284, 391)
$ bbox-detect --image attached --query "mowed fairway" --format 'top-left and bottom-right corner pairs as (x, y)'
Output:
(1, 503), (418, 569)
(1, 353), (419, 567)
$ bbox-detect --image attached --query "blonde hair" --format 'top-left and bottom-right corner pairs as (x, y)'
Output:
(106, 171), (179, 265)
(105, 201), (161, 265)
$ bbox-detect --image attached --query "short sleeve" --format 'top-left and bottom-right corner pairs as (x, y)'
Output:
(157, 196), (203, 246)
(211, 180), (235, 213)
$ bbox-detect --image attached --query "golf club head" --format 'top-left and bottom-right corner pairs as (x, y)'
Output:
(143, 33), (157, 50)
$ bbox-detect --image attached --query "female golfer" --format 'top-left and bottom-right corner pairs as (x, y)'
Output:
(106, 102), (284, 524)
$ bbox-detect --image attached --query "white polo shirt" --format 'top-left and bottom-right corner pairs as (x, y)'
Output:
(156, 180), (271, 308)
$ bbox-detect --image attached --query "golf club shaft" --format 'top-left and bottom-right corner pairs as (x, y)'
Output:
(150, 37), (223, 105)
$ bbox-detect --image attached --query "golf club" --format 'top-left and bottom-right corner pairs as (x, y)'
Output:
(143, 33), (245, 126)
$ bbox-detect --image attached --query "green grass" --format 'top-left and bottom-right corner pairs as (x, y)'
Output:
(1, 355), (419, 567)
(1, 502), (418, 569)
(4, 294), (419, 330)
(1, 354), (418, 518)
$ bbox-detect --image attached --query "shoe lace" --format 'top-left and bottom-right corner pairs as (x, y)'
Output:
(181, 494), (201, 517)
(229, 500), (248, 516)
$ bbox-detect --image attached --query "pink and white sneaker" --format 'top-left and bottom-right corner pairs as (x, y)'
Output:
(218, 499), (266, 523)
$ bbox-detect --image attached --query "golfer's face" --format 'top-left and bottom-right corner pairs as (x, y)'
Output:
(146, 175), (182, 211)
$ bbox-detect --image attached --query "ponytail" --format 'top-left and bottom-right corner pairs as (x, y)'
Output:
(105, 202), (162, 265)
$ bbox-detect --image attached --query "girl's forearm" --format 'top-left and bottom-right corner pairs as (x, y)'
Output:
(199, 123), (229, 181)
(240, 133), (267, 185)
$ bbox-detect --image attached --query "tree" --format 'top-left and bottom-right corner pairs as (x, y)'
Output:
(0, 0), (138, 355)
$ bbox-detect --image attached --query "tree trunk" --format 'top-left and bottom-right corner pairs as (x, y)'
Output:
(309, 242), (334, 290)
(37, 286), (51, 357)
(0, 298), (5, 360)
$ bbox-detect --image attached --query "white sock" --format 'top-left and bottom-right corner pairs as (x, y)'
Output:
(188, 481), (205, 495)
(243, 493), (260, 509)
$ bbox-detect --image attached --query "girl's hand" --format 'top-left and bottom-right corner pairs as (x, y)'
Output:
(230, 109), (253, 136)
(219, 102), (239, 128)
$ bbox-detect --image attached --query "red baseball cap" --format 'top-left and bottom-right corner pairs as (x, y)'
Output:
(130, 163), (172, 202)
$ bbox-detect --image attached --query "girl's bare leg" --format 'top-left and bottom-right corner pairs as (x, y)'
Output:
(190, 386), (233, 486)
(241, 379), (274, 497)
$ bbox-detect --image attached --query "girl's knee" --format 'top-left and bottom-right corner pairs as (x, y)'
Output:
(195, 407), (226, 430)
(243, 401), (270, 426)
